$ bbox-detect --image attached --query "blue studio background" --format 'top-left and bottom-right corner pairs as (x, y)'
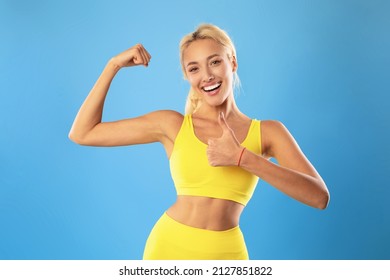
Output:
(1, 0), (389, 260)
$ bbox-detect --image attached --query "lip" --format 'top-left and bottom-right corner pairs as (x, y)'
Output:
(201, 82), (222, 96)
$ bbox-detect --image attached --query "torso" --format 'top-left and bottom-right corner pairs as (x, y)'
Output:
(158, 110), (254, 231)
(166, 196), (244, 230)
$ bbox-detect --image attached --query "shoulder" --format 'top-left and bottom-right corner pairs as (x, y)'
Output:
(151, 110), (184, 141)
(143, 110), (183, 126)
(260, 120), (295, 158)
(261, 119), (288, 133)
(135, 110), (183, 130)
(149, 109), (184, 130)
(151, 110), (184, 122)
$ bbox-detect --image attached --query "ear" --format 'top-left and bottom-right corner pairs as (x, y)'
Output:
(231, 55), (238, 72)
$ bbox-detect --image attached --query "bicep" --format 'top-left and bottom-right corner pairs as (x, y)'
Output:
(75, 110), (178, 147)
(262, 120), (320, 178)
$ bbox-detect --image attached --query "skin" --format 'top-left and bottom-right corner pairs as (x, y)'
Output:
(69, 39), (329, 231)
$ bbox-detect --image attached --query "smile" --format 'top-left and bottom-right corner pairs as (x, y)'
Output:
(202, 83), (221, 92)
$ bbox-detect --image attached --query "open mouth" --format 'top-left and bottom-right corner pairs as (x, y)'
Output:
(202, 82), (222, 93)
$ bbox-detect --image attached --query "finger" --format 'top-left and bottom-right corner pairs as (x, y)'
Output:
(132, 44), (148, 66)
(134, 44), (147, 66)
(138, 44), (151, 66)
(131, 48), (143, 65)
(145, 48), (152, 61)
(206, 151), (217, 166)
(138, 43), (151, 61)
(140, 48), (150, 66)
(218, 112), (231, 132)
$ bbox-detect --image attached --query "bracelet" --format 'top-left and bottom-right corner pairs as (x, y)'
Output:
(237, 147), (246, 167)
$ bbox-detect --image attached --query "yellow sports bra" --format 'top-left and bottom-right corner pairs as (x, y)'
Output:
(169, 115), (261, 206)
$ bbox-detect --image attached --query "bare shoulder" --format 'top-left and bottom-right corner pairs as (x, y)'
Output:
(261, 119), (323, 180)
(260, 120), (296, 158)
(152, 110), (184, 141)
(154, 110), (184, 128)
(150, 110), (183, 158)
(156, 110), (184, 121)
(261, 119), (289, 137)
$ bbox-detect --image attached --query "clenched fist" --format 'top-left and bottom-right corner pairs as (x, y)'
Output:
(110, 43), (151, 69)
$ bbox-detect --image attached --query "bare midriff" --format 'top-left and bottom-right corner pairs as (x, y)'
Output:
(166, 195), (244, 231)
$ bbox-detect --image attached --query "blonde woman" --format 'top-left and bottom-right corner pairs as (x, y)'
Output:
(69, 24), (329, 260)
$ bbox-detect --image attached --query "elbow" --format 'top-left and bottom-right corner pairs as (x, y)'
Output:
(68, 129), (99, 146)
(68, 130), (87, 145)
(315, 189), (330, 210)
(68, 131), (80, 144)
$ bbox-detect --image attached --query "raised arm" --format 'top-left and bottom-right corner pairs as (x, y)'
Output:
(69, 44), (178, 147)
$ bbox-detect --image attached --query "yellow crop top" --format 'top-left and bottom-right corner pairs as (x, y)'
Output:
(169, 115), (261, 206)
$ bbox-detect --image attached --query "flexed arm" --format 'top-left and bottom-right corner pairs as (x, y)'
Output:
(68, 44), (169, 147)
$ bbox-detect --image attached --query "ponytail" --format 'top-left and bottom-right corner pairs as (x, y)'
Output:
(185, 88), (202, 115)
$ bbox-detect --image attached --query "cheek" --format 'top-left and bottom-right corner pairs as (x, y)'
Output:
(215, 65), (231, 77)
(187, 75), (200, 88)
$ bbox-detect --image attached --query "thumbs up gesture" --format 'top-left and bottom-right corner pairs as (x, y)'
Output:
(207, 112), (243, 167)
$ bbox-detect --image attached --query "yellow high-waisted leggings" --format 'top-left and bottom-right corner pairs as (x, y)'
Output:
(143, 212), (249, 260)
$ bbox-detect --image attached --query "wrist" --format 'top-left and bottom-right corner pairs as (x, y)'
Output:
(107, 58), (122, 72)
(237, 146), (246, 167)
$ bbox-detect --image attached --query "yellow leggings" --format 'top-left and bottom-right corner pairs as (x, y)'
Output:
(143, 212), (249, 260)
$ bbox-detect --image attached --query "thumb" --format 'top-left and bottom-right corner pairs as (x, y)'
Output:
(218, 112), (231, 132)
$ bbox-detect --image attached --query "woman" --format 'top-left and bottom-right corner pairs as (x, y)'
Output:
(69, 24), (329, 260)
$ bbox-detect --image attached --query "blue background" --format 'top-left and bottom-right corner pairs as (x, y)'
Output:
(1, 0), (389, 260)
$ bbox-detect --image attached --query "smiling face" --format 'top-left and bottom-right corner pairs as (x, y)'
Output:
(182, 39), (237, 109)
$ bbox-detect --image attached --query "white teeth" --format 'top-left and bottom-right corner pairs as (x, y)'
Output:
(204, 83), (221, 91)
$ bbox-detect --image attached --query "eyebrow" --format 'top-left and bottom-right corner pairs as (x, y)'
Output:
(186, 54), (221, 68)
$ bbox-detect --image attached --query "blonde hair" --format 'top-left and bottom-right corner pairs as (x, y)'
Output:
(179, 24), (240, 114)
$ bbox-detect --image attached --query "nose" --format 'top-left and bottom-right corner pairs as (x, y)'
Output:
(203, 69), (214, 82)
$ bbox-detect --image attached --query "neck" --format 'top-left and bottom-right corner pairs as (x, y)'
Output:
(194, 94), (242, 120)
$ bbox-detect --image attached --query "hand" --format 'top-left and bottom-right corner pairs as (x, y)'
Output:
(110, 43), (151, 69)
(207, 112), (243, 167)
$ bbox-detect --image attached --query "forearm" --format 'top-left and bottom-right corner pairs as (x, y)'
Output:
(69, 60), (120, 142)
(240, 150), (329, 209)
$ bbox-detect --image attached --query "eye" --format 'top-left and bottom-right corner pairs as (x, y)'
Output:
(188, 66), (199, 73)
(210, 59), (221, 66)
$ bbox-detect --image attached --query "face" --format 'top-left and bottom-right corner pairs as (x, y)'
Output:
(182, 39), (237, 109)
